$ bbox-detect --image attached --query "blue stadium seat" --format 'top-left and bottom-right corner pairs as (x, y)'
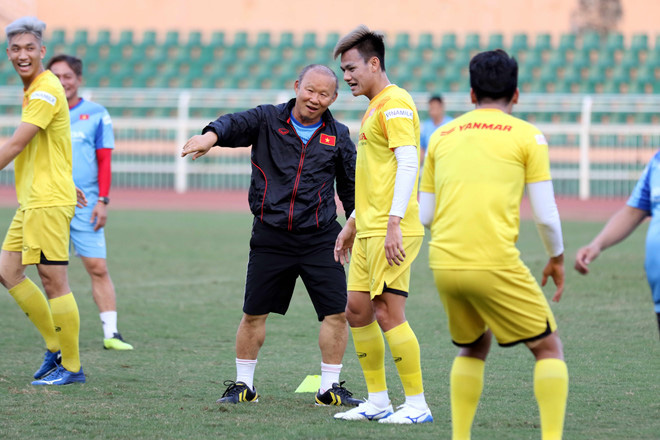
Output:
(440, 33), (457, 52)
(510, 33), (528, 53)
(487, 33), (504, 50)
(558, 34), (576, 51)
(580, 32), (601, 51)
(534, 33), (552, 52)
(630, 33), (648, 52)
(417, 33), (433, 51)
(463, 33), (480, 51)
(118, 30), (134, 46)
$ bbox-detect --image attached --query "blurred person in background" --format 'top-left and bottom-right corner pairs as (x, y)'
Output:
(420, 94), (453, 158)
(47, 54), (133, 351)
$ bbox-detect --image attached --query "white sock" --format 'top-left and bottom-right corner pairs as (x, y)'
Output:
(368, 390), (390, 409)
(320, 362), (342, 393)
(100, 311), (118, 339)
(236, 358), (257, 389)
(405, 392), (428, 410)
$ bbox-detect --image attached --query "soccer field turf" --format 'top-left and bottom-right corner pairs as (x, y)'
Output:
(0, 208), (657, 439)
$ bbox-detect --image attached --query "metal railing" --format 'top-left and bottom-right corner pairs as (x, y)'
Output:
(1, 87), (659, 199)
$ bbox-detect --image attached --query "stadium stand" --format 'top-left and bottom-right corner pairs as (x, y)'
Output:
(2, 29), (654, 97)
(0, 29), (658, 122)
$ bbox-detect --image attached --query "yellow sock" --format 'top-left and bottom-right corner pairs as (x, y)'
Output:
(534, 358), (568, 440)
(384, 321), (424, 396)
(9, 278), (60, 353)
(351, 321), (387, 393)
(49, 293), (81, 373)
(450, 356), (485, 440)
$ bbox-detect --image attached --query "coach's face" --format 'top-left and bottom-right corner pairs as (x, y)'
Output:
(50, 61), (82, 102)
(7, 32), (45, 86)
(292, 69), (338, 125)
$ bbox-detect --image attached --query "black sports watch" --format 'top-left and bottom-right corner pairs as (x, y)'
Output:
(98, 196), (110, 205)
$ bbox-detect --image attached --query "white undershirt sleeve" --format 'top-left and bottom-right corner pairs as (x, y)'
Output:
(527, 180), (564, 257)
(418, 191), (435, 228)
(390, 145), (419, 218)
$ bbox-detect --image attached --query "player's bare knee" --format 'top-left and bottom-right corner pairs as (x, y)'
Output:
(0, 255), (26, 288)
(240, 313), (268, 328)
(323, 312), (347, 328)
(458, 331), (492, 360)
(84, 259), (109, 279)
(526, 332), (564, 360)
(345, 297), (372, 326)
(0, 268), (24, 289)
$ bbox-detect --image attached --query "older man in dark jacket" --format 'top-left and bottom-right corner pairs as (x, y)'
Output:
(182, 64), (360, 407)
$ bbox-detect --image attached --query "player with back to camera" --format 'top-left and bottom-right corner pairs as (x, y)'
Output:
(332, 25), (433, 424)
(419, 49), (568, 440)
(181, 64), (362, 407)
(575, 149), (660, 337)
(47, 54), (133, 351)
(1, 16), (86, 385)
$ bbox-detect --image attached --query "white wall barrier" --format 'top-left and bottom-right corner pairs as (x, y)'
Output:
(0, 87), (659, 198)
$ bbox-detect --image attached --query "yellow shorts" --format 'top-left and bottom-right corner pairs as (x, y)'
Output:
(432, 265), (557, 346)
(348, 235), (423, 299)
(2, 206), (74, 265)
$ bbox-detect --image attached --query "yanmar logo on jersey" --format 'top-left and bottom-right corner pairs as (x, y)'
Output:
(320, 134), (336, 146)
(440, 127), (456, 136)
(359, 133), (367, 141)
(79, 114), (89, 120)
(459, 122), (512, 132)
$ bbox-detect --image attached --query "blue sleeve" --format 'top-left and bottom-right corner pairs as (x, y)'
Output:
(627, 161), (652, 212)
(420, 120), (430, 149)
(94, 109), (115, 150)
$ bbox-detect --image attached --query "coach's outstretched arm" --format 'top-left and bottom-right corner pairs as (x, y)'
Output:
(528, 180), (565, 302)
(574, 205), (648, 275)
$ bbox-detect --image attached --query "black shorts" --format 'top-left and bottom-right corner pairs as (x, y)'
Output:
(244, 219), (347, 321)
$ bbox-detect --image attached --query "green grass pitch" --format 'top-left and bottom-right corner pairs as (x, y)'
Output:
(0, 208), (657, 439)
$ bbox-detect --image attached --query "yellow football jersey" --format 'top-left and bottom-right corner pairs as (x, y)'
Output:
(420, 108), (552, 269)
(355, 85), (424, 238)
(16, 70), (76, 210)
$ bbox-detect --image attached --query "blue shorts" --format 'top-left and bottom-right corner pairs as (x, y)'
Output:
(70, 208), (107, 259)
(646, 252), (660, 313)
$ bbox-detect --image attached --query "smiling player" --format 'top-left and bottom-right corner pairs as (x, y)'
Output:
(1, 16), (85, 385)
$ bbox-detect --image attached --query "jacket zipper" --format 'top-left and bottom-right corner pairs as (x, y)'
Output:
(315, 181), (327, 228)
(287, 121), (325, 231)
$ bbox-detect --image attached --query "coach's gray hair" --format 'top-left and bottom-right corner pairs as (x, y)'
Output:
(333, 25), (384, 59)
(297, 64), (339, 94)
(5, 16), (46, 44)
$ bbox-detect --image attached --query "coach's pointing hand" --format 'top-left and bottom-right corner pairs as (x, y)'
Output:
(181, 132), (218, 160)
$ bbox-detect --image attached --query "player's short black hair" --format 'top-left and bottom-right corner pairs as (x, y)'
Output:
(333, 25), (386, 72)
(469, 49), (518, 103)
(429, 94), (444, 104)
(46, 54), (83, 77)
